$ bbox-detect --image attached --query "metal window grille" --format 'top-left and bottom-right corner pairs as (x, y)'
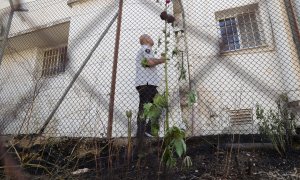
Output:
(219, 18), (240, 51)
(0, 21), (4, 40)
(41, 46), (68, 77)
(229, 109), (253, 125)
(217, 4), (265, 51)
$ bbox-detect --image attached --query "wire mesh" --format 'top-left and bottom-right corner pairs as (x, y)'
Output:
(1, 0), (300, 179)
(0, 0), (299, 138)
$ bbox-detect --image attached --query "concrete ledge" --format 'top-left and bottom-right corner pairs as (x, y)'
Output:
(288, 100), (300, 107)
(8, 18), (70, 38)
(67, 0), (79, 7)
(67, 0), (91, 7)
(288, 100), (300, 111)
(224, 143), (273, 150)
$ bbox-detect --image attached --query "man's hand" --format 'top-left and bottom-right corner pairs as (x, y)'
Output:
(147, 58), (166, 67)
(160, 56), (169, 61)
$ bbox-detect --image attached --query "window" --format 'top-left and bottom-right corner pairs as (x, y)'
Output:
(219, 18), (240, 51)
(229, 109), (253, 125)
(0, 21), (4, 40)
(42, 46), (68, 77)
(217, 4), (265, 52)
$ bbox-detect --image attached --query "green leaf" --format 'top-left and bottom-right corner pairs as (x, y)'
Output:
(143, 103), (154, 119)
(172, 48), (178, 58)
(143, 103), (153, 114)
(148, 105), (161, 120)
(167, 157), (176, 167)
(162, 146), (172, 164)
(151, 119), (160, 136)
(141, 58), (149, 68)
(153, 94), (168, 108)
(174, 139), (183, 157)
(179, 68), (186, 80)
(181, 139), (187, 153)
(162, 127), (188, 167)
(187, 91), (197, 107)
(163, 146), (177, 168)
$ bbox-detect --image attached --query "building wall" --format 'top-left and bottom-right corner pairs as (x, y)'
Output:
(0, 48), (40, 134)
(182, 0), (300, 135)
(0, 0), (37, 9)
(8, 0), (71, 37)
(294, 0), (300, 25)
(0, 0), (72, 135)
(1, 0), (183, 137)
(63, 0), (183, 137)
(1, 0), (300, 137)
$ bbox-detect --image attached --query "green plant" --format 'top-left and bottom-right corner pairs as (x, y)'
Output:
(161, 126), (191, 168)
(126, 110), (133, 162)
(143, 94), (167, 136)
(172, 48), (178, 58)
(143, 103), (161, 136)
(153, 94), (168, 108)
(142, 0), (193, 169)
(141, 58), (149, 68)
(187, 90), (197, 107)
(182, 155), (192, 168)
(163, 7), (170, 131)
(256, 94), (296, 156)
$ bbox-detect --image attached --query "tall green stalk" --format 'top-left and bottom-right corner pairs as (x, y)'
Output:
(126, 110), (132, 162)
(158, 0), (192, 169)
(164, 5), (170, 131)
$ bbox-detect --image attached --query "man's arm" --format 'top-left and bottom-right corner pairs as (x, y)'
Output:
(147, 58), (165, 67)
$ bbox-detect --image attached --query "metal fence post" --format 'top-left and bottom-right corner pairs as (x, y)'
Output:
(107, 0), (124, 139)
(0, 0), (14, 67)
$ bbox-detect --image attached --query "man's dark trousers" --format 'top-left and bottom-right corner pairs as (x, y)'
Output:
(136, 84), (158, 154)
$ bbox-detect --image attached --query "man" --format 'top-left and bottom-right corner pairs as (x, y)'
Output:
(135, 34), (165, 143)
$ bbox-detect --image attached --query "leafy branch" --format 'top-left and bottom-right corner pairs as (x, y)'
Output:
(256, 94), (296, 156)
(143, 94), (167, 136)
(161, 126), (191, 168)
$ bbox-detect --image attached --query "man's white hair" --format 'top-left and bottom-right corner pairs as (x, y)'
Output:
(139, 34), (152, 45)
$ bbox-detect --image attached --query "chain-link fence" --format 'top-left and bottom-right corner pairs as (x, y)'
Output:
(0, 0), (300, 138)
(1, 0), (300, 179)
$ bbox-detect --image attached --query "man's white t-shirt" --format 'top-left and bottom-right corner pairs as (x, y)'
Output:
(135, 45), (160, 87)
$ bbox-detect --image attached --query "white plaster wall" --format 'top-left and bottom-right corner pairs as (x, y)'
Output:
(294, 0), (300, 24)
(6, 0), (71, 37)
(0, 0), (37, 9)
(0, 48), (41, 134)
(57, 0), (183, 137)
(182, 0), (300, 135)
(2, 0), (300, 137)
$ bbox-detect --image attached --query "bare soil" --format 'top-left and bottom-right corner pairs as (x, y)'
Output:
(1, 135), (300, 179)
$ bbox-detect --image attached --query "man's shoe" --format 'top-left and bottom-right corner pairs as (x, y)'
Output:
(144, 131), (154, 137)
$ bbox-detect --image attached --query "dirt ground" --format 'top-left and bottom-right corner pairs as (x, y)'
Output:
(1, 135), (300, 179)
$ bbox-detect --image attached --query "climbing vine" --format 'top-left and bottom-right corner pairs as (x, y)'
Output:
(142, 0), (193, 168)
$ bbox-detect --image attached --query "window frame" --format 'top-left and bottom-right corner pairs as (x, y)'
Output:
(216, 4), (266, 52)
(41, 45), (68, 78)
